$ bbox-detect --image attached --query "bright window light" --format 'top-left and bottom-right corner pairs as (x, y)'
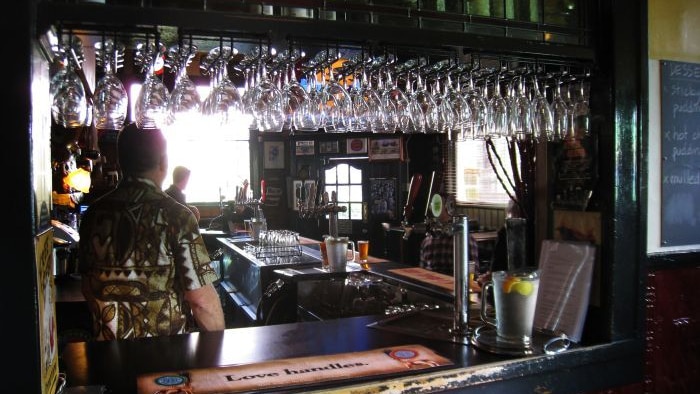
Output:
(129, 83), (252, 204)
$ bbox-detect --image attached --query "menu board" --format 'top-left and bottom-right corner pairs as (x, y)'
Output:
(660, 60), (700, 246)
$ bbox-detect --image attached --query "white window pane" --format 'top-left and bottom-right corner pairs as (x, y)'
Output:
(337, 164), (349, 184)
(349, 185), (363, 201)
(337, 185), (350, 202)
(325, 168), (336, 184)
(349, 202), (363, 220)
(349, 165), (362, 183)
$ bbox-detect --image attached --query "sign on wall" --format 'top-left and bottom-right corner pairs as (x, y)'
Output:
(660, 60), (700, 246)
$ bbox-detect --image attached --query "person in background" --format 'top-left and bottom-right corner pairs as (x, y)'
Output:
(165, 165), (200, 221)
(419, 206), (479, 277)
(78, 123), (225, 340)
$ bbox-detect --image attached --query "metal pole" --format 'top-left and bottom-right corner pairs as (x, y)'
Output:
(452, 215), (471, 337)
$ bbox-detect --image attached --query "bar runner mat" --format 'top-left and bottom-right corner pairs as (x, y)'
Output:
(388, 267), (455, 292)
(388, 267), (482, 293)
(137, 344), (452, 393)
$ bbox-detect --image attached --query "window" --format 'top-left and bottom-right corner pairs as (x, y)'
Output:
(455, 137), (512, 205)
(324, 163), (363, 220)
(129, 84), (252, 204)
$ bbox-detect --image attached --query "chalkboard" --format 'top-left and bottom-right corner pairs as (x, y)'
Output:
(660, 60), (700, 246)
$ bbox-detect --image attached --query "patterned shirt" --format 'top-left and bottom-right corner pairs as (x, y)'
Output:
(78, 176), (218, 340)
(420, 232), (479, 276)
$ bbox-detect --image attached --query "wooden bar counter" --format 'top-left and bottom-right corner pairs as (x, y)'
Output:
(60, 313), (640, 393)
(59, 233), (642, 393)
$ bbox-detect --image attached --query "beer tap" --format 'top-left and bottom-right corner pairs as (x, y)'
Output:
(297, 183), (346, 237)
(401, 173), (423, 240)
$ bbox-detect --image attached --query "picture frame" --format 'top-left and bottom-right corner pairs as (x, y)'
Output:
(319, 140), (339, 154)
(369, 178), (397, 219)
(295, 140), (315, 156)
(263, 141), (285, 169)
(346, 137), (368, 154)
(368, 137), (403, 161)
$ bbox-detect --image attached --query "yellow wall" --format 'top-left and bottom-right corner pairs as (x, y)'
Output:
(649, 0), (700, 61)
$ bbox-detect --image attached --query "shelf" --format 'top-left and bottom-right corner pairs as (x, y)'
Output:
(37, 1), (595, 63)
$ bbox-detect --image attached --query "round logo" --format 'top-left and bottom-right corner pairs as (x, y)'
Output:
(350, 139), (364, 152)
(154, 374), (188, 386)
(390, 349), (418, 360)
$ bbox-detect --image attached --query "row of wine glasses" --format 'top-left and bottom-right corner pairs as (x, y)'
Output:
(50, 35), (590, 142)
(231, 46), (591, 142)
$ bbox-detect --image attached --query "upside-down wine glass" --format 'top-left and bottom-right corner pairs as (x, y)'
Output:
(51, 36), (89, 128)
(166, 40), (201, 127)
(201, 45), (245, 131)
(134, 40), (169, 129)
(93, 38), (128, 130)
(531, 72), (554, 142)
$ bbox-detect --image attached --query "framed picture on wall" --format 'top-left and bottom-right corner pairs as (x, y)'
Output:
(369, 137), (403, 161)
(263, 141), (285, 169)
(346, 137), (368, 154)
(295, 140), (315, 155)
(369, 178), (397, 219)
(319, 140), (339, 154)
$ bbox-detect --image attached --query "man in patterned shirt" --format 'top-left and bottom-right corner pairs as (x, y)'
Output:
(78, 123), (224, 340)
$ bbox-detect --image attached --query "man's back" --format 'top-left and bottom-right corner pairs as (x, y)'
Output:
(78, 176), (218, 340)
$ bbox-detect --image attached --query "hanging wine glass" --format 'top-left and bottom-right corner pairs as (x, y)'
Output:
(134, 40), (169, 129)
(93, 38), (128, 130)
(251, 46), (285, 132)
(368, 54), (397, 133)
(531, 72), (554, 142)
(405, 57), (437, 134)
(278, 47), (307, 132)
(201, 45), (244, 129)
(320, 50), (354, 133)
(443, 64), (471, 139)
(465, 74), (489, 140)
(551, 72), (571, 141)
(382, 57), (409, 133)
(50, 35), (89, 128)
(165, 40), (201, 126)
(488, 69), (509, 138)
(509, 72), (533, 140)
(432, 60), (457, 135)
(572, 75), (590, 138)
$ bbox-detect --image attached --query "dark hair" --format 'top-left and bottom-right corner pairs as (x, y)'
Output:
(117, 123), (167, 176)
(172, 166), (191, 184)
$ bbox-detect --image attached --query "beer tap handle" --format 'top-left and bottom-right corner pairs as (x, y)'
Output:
(260, 179), (266, 203)
(403, 173), (423, 224)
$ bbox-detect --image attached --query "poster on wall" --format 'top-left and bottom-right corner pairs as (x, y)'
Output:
(369, 138), (403, 161)
(36, 229), (59, 394)
(264, 141), (285, 169)
(659, 60), (700, 247)
(369, 178), (397, 219)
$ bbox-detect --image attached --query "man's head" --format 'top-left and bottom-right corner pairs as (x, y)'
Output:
(117, 123), (168, 184)
(172, 166), (191, 189)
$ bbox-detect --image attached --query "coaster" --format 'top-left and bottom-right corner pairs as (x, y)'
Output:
(470, 325), (538, 356)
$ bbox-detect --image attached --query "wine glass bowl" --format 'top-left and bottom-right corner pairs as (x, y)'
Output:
(93, 39), (128, 130)
(166, 41), (202, 126)
(134, 41), (169, 129)
(50, 36), (89, 128)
